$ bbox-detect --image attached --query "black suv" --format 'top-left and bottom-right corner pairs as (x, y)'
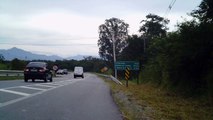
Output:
(24, 62), (52, 82)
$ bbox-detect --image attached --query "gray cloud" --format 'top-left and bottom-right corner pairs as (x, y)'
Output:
(0, 0), (202, 16)
(0, 0), (202, 56)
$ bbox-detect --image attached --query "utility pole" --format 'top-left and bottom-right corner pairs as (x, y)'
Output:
(112, 33), (117, 78)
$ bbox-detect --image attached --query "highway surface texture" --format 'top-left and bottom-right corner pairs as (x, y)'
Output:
(0, 73), (122, 120)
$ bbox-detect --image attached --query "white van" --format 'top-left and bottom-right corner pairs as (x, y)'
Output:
(74, 66), (84, 78)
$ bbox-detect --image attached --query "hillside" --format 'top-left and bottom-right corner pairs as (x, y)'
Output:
(0, 47), (97, 61)
(0, 47), (63, 61)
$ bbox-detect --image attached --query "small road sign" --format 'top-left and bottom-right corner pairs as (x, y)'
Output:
(125, 67), (130, 80)
(52, 65), (58, 71)
(125, 67), (130, 87)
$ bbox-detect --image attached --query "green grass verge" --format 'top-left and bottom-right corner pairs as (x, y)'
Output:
(100, 76), (213, 120)
(0, 76), (24, 81)
(0, 63), (8, 69)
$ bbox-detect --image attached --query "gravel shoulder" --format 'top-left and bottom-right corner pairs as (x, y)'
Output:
(102, 77), (153, 120)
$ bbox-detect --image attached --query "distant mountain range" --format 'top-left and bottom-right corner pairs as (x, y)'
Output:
(0, 47), (90, 61)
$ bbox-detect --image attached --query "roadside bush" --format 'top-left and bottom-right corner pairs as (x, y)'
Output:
(141, 21), (213, 97)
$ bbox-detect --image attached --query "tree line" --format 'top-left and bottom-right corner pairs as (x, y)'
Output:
(98, 0), (213, 97)
(0, 57), (107, 73)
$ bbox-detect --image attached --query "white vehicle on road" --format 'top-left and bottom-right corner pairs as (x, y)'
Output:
(74, 66), (84, 78)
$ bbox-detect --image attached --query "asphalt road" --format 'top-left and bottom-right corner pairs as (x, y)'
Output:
(0, 73), (122, 120)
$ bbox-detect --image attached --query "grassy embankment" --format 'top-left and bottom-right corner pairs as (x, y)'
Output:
(101, 76), (213, 120)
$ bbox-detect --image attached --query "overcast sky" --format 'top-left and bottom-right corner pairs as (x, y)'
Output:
(0, 0), (202, 58)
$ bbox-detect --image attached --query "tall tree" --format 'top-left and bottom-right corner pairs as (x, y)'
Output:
(0, 54), (4, 63)
(191, 0), (213, 23)
(139, 14), (169, 49)
(98, 18), (129, 62)
(120, 35), (145, 61)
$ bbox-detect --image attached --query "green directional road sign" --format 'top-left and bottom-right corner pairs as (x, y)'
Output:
(115, 61), (139, 70)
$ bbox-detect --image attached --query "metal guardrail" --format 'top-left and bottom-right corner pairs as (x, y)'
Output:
(0, 70), (24, 76)
(97, 73), (123, 85)
(109, 75), (123, 85)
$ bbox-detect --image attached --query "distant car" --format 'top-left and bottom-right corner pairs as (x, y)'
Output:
(63, 69), (68, 74)
(24, 62), (52, 82)
(74, 66), (84, 78)
(56, 69), (64, 75)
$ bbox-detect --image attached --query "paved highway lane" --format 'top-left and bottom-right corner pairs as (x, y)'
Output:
(0, 73), (122, 120)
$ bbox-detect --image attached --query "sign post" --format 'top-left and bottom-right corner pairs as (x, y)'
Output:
(52, 65), (58, 77)
(115, 61), (140, 87)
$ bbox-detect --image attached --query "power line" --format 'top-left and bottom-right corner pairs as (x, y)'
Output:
(164, 0), (177, 18)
